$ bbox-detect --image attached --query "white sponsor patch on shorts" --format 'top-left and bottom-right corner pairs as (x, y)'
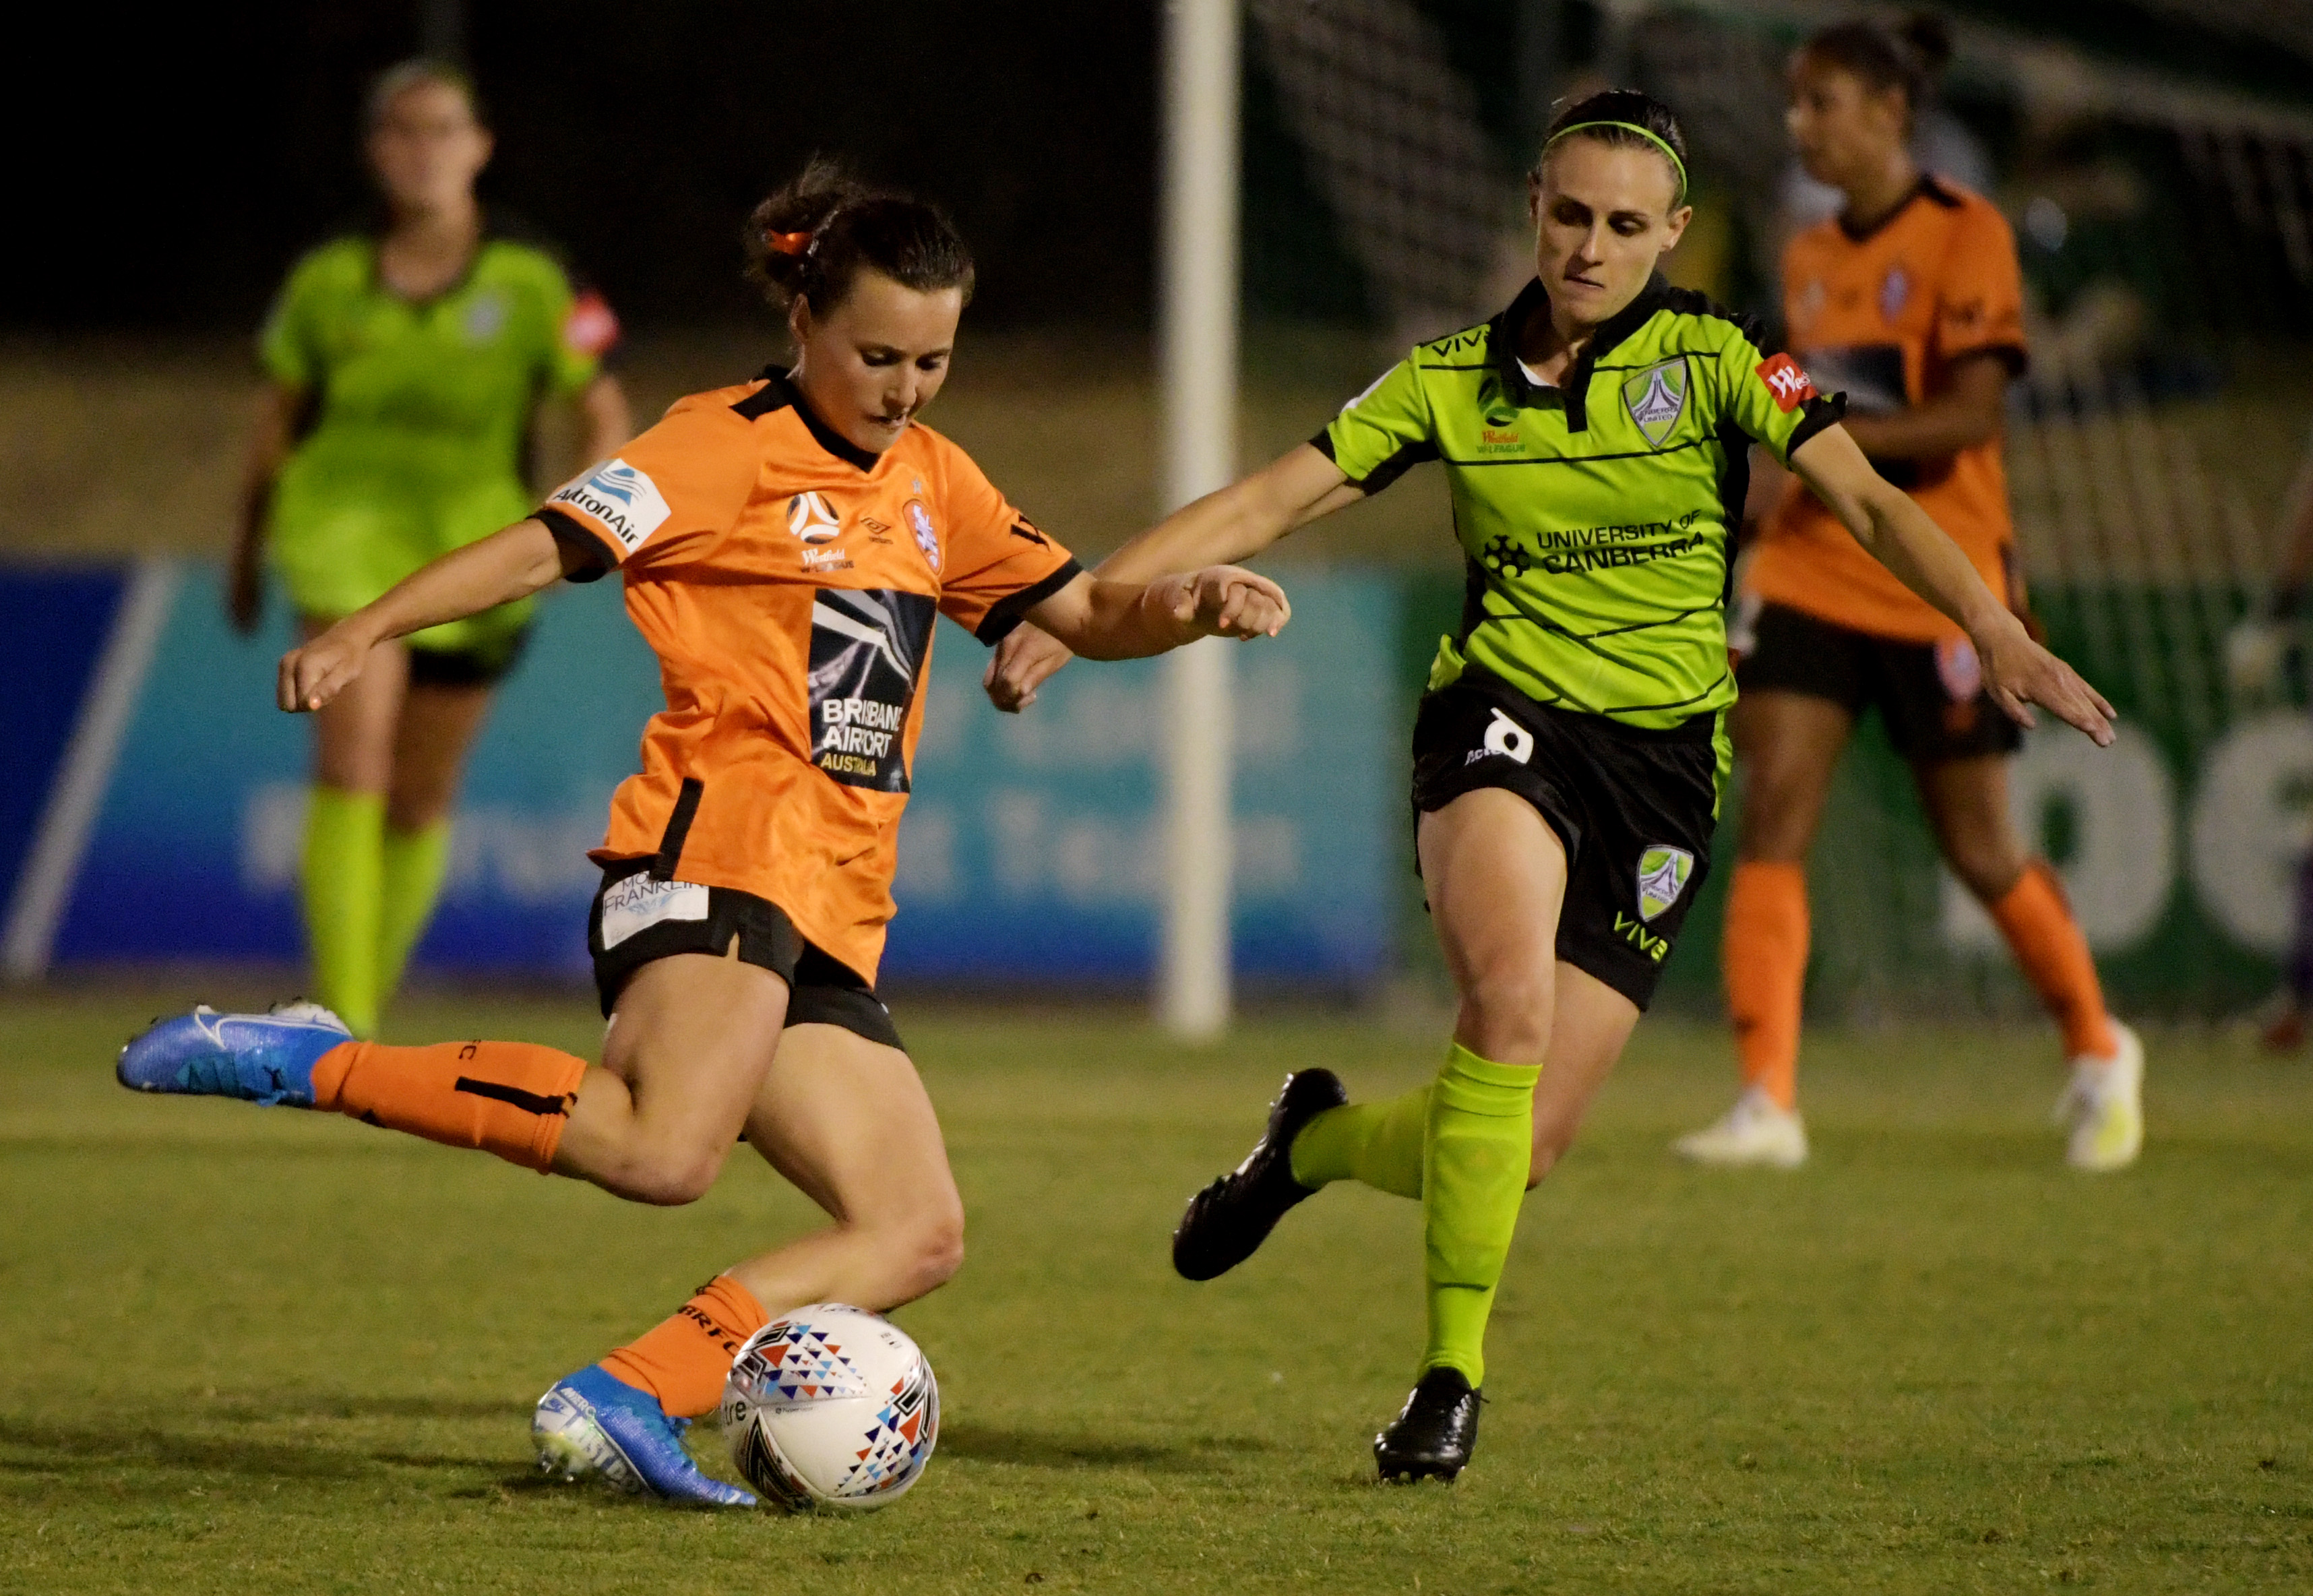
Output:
(599, 875), (708, 948)
(548, 458), (673, 552)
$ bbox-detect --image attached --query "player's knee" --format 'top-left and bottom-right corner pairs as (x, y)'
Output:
(1948, 839), (2025, 904)
(604, 1138), (729, 1206)
(889, 1202), (966, 1299)
(1458, 967), (1553, 1062)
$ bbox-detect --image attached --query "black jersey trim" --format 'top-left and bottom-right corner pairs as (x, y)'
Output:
(538, 507), (619, 582)
(974, 558), (1085, 646)
(1442, 437), (1712, 468)
(650, 778), (705, 882)
(1783, 392), (1849, 460)
(1835, 174), (1963, 243)
(733, 367), (882, 471)
(1312, 424), (1443, 496)
(1489, 275), (1762, 434)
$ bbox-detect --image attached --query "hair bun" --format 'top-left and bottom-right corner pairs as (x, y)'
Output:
(1896, 12), (1953, 79)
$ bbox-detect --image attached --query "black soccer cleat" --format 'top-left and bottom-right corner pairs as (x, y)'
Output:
(1374, 1367), (1481, 1483)
(1170, 1068), (1348, 1281)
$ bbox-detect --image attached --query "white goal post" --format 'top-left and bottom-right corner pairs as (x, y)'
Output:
(1156, 0), (1241, 1039)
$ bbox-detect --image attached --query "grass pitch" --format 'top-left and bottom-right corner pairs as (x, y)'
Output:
(1, 988), (2308, 1593)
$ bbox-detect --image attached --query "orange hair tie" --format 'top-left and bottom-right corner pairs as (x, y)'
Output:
(766, 230), (813, 257)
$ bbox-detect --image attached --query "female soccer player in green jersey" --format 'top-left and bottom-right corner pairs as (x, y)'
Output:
(233, 60), (631, 1037)
(988, 88), (2114, 1482)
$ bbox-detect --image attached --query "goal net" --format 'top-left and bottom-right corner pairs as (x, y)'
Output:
(1244, 0), (2313, 1019)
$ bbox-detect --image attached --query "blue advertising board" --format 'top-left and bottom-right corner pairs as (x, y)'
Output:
(13, 562), (1397, 988)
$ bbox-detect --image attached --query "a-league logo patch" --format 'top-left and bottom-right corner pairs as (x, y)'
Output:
(1621, 357), (1689, 448)
(1636, 845), (1694, 922)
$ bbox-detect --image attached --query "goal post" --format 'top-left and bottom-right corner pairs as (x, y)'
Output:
(1156, 0), (1241, 1039)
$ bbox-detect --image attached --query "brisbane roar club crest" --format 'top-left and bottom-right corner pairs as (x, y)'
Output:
(1622, 357), (1689, 448)
(1636, 845), (1693, 922)
(903, 499), (940, 572)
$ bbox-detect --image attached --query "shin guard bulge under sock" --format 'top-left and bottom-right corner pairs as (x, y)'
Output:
(1289, 1087), (1429, 1198)
(1421, 1043), (1541, 1386)
(310, 1038), (587, 1171)
(1989, 863), (2117, 1060)
(303, 787), (386, 1038)
(376, 821), (452, 1016)
(600, 1275), (772, 1418)
(1723, 860), (1808, 1110)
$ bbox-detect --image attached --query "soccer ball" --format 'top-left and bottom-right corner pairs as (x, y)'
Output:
(720, 1303), (939, 1511)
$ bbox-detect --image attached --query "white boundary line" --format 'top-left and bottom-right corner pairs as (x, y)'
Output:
(1, 559), (181, 981)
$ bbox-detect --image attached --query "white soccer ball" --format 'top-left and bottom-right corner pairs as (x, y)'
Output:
(720, 1303), (939, 1512)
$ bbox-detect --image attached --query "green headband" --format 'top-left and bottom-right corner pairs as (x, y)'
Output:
(1541, 121), (1688, 199)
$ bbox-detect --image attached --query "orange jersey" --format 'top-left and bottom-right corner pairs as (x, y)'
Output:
(1746, 177), (2027, 642)
(538, 369), (1079, 981)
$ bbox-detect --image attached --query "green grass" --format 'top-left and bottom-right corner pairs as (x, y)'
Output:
(2, 988), (2309, 1593)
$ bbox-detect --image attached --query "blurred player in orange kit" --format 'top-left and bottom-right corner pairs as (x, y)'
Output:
(117, 162), (1291, 1506)
(1675, 15), (2142, 1172)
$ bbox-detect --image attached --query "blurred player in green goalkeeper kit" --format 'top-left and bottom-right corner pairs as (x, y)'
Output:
(989, 89), (2116, 1481)
(232, 59), (631, 1037)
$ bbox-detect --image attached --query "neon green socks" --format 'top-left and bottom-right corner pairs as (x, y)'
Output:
(1421, 1043), (1541, 1387)
(377, 820), (452, 1009)
(1289, 1087), (1430, 1199)
(302, 787), (386, 1038)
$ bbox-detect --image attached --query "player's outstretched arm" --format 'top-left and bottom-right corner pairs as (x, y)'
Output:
(277, 518), (580, 712)
(1020, 566), (1291, 663)
(1789, 424), (2115, 745)
(985, 444), (1351, 710)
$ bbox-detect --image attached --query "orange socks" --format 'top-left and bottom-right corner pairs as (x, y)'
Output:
(1989, 862), (2118, 1061)
(1723, 861), (1810, 1111)
(311, 1039), (588, 1171)
(600, 1275), (771, 1418)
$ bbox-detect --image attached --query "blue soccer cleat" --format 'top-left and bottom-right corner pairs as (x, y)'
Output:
(115, 1002), (350, 1107)
(532, 1365), (755, 1508)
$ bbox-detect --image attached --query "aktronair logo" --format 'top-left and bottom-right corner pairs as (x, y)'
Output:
(1622, 357), (1689, 448)
(549, 458), (671, 551)
(1636, 845), (1693, 921)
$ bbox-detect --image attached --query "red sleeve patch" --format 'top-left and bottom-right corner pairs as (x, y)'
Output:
(1755, 352), (1817, 412)
(562, 290), (621, 359)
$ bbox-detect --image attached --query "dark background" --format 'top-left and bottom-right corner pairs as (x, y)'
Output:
(15, 3), (1163, 334)
(13, 1), (2310, 336)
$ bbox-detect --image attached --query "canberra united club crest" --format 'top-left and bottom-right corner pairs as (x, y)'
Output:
(1622, 357), (1689, 448)
(1636, 845), (1694, 922)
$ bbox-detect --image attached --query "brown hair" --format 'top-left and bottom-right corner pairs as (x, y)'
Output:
(1538, 88), (1690, 206)
(743, 159), (975, 316)
(1799, 13), (1952, 128)
(365, 58), (485, 131)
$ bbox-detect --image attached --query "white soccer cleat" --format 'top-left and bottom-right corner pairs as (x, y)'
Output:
(2055, 1020), (2143, 1172)
(1672, 1087), (1808, 1169)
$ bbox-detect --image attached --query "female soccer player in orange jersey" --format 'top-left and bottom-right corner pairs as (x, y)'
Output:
(119, 163), (1290, 1506)
(1673, 17), (2142, 1173)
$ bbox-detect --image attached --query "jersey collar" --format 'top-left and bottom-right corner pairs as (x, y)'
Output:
(735, 367), (884, 472)
(1491, 272), (1675, 433)
(1835, 173), (1963, 243)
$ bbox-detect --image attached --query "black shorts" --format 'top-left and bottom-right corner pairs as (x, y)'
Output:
(1409, 673), (1721, 1011)
(1733, 601), (2021, 762)
(408, 625), (530, 689)
(585, 859), (903, 1050)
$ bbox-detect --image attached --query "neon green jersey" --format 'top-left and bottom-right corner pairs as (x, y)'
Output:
(258, 216), (617, 644)
(1318, 276), (1843, 729)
